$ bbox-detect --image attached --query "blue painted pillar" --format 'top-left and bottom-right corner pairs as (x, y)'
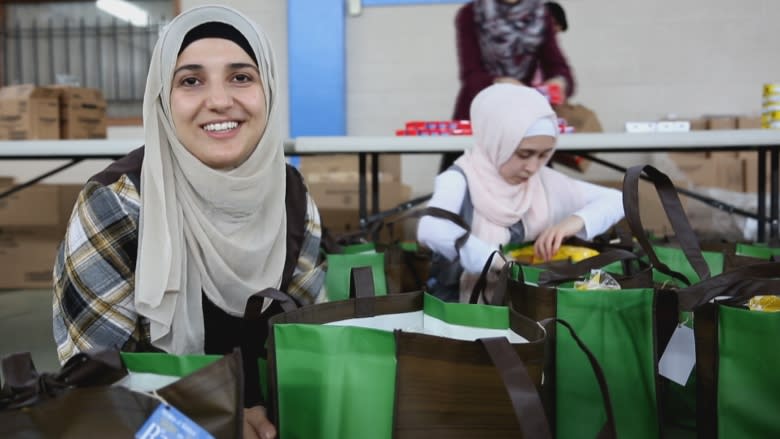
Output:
(288, 0), (345, 136)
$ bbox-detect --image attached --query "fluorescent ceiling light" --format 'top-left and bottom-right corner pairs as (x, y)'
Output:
(96, 0), (149, 27)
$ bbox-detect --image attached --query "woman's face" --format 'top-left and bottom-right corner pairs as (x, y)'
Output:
(171, 38), (267, 170)
(498, 135), (555, 185)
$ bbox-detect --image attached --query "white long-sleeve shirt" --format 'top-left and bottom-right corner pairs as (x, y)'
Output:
(417, 167), (624, 273)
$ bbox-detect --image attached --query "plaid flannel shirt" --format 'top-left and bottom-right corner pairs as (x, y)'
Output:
(53, 174), (326, 364)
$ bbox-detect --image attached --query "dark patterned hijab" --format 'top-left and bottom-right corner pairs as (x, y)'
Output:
(473, 0), (547, 80)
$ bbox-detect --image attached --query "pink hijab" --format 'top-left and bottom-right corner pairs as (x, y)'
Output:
(454, 83), (558, 245)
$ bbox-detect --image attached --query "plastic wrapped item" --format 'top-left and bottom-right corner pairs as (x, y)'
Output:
(748, 295), (780, 312)
(506, 244), (599, 265)
(574, 269), (621, 291)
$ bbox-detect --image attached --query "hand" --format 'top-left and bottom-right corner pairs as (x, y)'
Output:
(494, 76), (522, 85)
(533, 215), (584, 262)
(244, 406), (277, 439)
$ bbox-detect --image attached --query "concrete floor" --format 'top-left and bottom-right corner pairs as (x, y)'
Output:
(0, 289), (61, 372)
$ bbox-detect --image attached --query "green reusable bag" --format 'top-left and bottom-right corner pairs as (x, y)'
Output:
(273, 324), (397, 439)
(717, 306), (780, 438)
(650, 245), (724, 287)
(471, 254), (660, 439)
(121, 352), (271, 402)
(268, 282), (556, 439)
(325, 251), (387, 300)
(555, 287), (662, 439)
(734, 243), (780, 260)
(120, 352), (222, 377)
(675, 266), (780, 439)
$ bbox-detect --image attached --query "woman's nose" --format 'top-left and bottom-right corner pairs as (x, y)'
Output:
(524, 156), (541, 173)
(206, 83), (233, 111)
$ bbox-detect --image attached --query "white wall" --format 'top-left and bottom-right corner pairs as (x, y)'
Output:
(2, 0), (778, 192)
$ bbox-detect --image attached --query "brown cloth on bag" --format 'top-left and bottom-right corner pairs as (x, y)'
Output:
(0, 349), (244, 439)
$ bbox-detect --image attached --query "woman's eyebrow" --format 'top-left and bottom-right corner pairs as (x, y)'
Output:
(173, 64), (202, 76)
(229, 62), (260, 73)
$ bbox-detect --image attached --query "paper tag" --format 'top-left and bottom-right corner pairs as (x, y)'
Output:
(658, 325), (696, 386)
(136, 403), (214, 439)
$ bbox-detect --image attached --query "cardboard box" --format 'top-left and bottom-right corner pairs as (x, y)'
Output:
(0, 230), (62, 289)
(55, 184), (84, 236)
(553, 103), (603, 133)
(667, 152), (744, 192)
(688, 117), (708, 131)
(300, 154), (401, 182)
(737, 115), (761, 130)
(309, 180), (412, 211)
(0, 183), (60, 226)
(319, 207), (416, 242)
(594, 179), (689, 236)
(706, 116), (738, 130)
(741, 154), (771, 193)
(47, 86), (107, 139)
(0, 85), (60, 139)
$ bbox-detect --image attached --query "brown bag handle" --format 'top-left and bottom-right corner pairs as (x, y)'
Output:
(480, 337), (553, 439)
(244, 288), (299, 320)
(1, 349), (126, 410)
(469, 250), (507, 305)
(675, 262), (780, 310)
(417, 206), (471, 256)
(479, 318), (617, 439)
(541, 318), (618, 439)
(349, 266), (377, 317)
(536, 249), (643, 285)
(623, 165), (711, 285)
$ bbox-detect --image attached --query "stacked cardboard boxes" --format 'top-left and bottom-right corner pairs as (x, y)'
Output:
(666, 113), (766, 193)
(298, 155), (412, 240)
(0, 85), (60, 140)
(0, 85), (106, 140)
(594, 179), (689, 236)
(49, 86), (107, 139)
(0, 182), (82, 289)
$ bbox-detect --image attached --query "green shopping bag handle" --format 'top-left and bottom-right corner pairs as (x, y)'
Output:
(623, 165), (710, 285)
(541, 318), (618, 439)
(676, 262), (780, 311)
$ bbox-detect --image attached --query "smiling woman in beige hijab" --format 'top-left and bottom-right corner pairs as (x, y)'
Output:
(53, 5), (326, 436)
(137, 4), (287, 357)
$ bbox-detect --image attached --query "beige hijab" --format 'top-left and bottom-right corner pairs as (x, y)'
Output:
(455, 83), (557, 246)
(135, 5), (286, 354)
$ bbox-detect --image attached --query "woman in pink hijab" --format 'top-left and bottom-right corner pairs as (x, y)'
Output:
(418, 83), (623, 303)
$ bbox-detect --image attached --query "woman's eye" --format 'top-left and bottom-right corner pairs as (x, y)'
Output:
(180, 77), (200, 87)
(233, 73), (253, 83)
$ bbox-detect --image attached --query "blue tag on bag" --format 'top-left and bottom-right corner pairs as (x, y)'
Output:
(135, 403), (215, 439)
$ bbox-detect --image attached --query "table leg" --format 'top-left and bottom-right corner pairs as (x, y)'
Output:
(771, 147), (779, 239)
(359, 153), (367, 228)
(371, 153), (379, 215)
(758, 149), (767, 242)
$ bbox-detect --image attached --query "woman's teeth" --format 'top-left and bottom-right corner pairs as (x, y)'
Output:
(203, 121), (238, 132)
